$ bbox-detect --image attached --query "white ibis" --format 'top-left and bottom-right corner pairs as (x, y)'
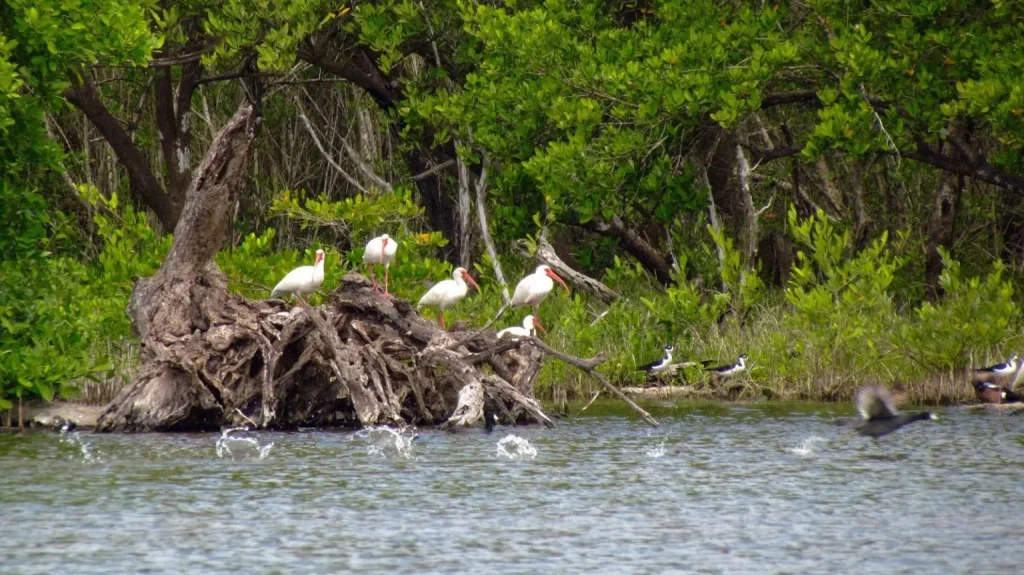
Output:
(510, 264), (569, 326)
(270, 249), (325, 305)
(363, 234), (398, 295)
(705, 354), (747, 377)
(417, 267), (481, 329)
(638, 345), (675, 376)
(496, 315), (546, 339)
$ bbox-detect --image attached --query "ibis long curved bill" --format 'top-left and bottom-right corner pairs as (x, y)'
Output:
(270, 249), (326, 306)
(363, 234), (399, 295)
(510, 265), (570, 326)
(417, 267), (480, 329)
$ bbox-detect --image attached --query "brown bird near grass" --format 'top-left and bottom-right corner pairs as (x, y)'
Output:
(972, 381), (1022, 405)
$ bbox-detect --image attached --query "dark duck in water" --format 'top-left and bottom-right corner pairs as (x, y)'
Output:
(836, 385), (937, 439)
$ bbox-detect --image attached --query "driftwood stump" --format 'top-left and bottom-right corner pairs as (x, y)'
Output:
(97, 103), (549, 432)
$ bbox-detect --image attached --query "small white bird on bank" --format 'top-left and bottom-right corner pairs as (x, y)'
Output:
(270, 249), (325, 305)
(510, 265), (570, 326)
(496, 315), (546, 339)
(638, 345), (675, 376)
(417, 267), (481, 329)
(706, 354), (747, 377)
(363, 234), (398, 295)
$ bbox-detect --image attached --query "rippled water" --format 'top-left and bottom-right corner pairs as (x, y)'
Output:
(2, 402), (1023, 573)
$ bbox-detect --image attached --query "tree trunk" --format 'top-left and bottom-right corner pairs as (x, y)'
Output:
(456, 148), (474, 269)
(582, 215), (673, 285)
(64, 75), (179, 229)
(815, 154), (845, 217)
(849, 158), (872, 247)
(924, 171), (964, 297)
(97, 104), (550, 432)
(734, 144), (759, 273)
(298, 43), (464, 264)
(474, 161), (512, 304)
(154, 61), (200, 215)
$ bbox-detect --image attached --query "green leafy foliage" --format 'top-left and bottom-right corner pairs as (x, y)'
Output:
(901, 249), (1018, 371)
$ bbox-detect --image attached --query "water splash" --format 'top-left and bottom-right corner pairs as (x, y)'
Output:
(356, 426), (417, 459)
(496, 434), (537, 460)
(788, 436), (826, 457)
(645, 439), (667, 459)
(215, 427), (274, 460)
(59, 426), (100, 463)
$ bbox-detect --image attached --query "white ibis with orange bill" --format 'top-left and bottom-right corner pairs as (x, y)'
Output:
(363, 234), (398, 295)
(496, 315), (546, 339)
(417, 267), (481, 329)
(270, 249), (325, 305)
(510, 265), (569, 326)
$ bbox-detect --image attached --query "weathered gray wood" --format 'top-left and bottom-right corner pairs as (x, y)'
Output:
(533, 231), (619, 304)
(98, 104), (549, 432)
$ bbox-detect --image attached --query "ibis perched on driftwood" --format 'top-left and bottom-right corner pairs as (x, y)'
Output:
(496, 315), (546, 339)
(270, 249), (325, 305)
(510, 265), (569, 326)
(417, 267), (481, 329)
(363, 234), (398, 295)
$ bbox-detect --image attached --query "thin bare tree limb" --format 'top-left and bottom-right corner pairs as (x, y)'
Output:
(533, 231), (619, 304)
(473, 154), (511, 303)
(455, 141), (474, 269)
(338, 135), (394, 193)
(294, 98), (371, 196)
(525, 337), (659, 427)
(411, 158), (456, 181)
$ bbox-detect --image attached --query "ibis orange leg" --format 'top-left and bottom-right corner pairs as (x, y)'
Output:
(439, 310), (446, 330)
(383, 264), (391, 297)
(368, 264), (382, 292)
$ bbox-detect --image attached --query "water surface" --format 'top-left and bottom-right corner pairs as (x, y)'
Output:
(2, 402), (1023, 573)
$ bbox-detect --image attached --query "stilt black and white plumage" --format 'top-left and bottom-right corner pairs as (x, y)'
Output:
(706, 354), (747, 377)
(637, 345), (674, 375)
(836, 385), (937, 439)
(974, 354), (1018, 378)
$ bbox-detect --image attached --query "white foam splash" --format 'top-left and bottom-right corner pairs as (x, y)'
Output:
(496, 434), (537, 460)
(645, 439), (667, 459)
(59, 427), (101, 462)
(215, 427), (274, 460)
(357, 426), (417, 459)
(788, 436), (826, 457)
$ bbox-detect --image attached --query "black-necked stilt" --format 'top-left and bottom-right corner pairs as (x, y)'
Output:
(972, 381), (1022, 404)
(706, 354), (747, 377)
(974, 354), (1018, 378)
(638, 345), (675, 376)
(837, 385), (937, 439)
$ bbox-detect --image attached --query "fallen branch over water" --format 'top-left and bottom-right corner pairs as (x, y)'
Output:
(524, 336), (660, 427)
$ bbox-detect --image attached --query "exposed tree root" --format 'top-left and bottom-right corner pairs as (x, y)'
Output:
(95, 101), (642, 433)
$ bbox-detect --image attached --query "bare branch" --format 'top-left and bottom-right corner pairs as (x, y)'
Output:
(474, 153), (512, 303)
(534, 230), (619, 304)
(525, 337), (659, 427)
(411, 158), (456, 181)
(338, 136), (394, 193)
(455, 141), (474, 268)
(294, 97), (371, 196)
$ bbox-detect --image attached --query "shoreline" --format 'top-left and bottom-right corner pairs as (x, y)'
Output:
(5, 395), (1021, 432)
